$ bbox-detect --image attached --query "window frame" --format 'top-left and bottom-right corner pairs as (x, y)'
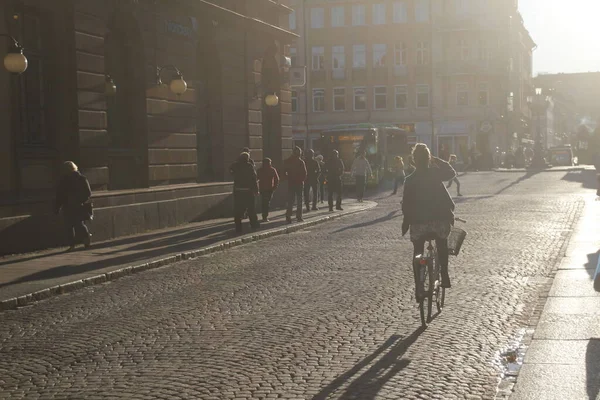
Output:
(311, 46), (325, 71)
(415, 0), (430, 23)
(291, 90), (298, 112)
(289, 9), (297, 30)
(416, 84), (430, 108)
(331, 6), (345, 27)
(456, 82), (469, 106)
(394, 42), (407, 66)
(372, 43), (387, 68)
(416, 41), (430, 65)
(310, 7), (324, 29)
(393, 1), (408, 23)
(478, 82), (489, 106)
(372, 3), (386, 25)
(333, 87), (346, 112)
(353, 87), (367, 111)
(373, 86), (388, 110)
(352, 4), (366, 26)
(332, 45), (346, 70)
(312, 88), (325, 112)
(394, 85), (408, 109)
(353, 44), (366, 68)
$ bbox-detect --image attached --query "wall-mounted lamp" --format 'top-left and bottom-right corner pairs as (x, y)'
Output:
(264, 93), (279, 107)
(1, 34), (27, 74)
(105, 75), (117, 96)
(156, 65), (187, 95)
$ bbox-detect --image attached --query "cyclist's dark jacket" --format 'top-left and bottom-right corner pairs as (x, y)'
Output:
(402, 157), (456, 227)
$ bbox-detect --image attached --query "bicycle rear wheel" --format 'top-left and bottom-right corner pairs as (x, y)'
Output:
(426, 261), (434, 322)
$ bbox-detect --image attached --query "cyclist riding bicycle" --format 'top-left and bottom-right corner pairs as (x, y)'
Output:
(402, 143), (457, 289)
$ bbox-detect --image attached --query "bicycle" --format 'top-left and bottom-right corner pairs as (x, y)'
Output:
(413, 218), (467, 327)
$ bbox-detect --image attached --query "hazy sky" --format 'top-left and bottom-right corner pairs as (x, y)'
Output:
(519, 0), (600, 75)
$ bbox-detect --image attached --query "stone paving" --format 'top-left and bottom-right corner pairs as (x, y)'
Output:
(0, 170), (595, 399)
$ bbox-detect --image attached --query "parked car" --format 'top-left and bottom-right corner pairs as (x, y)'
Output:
(549, 145), (578, 166)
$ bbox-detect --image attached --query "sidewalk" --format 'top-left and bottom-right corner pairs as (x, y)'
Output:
(511, 193), (600, 400)
(0, 199), (376, 311)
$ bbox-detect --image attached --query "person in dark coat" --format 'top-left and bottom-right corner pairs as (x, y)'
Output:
(315, 154), (326, 204)
(402, 143), (457, 289)
(303, 149), (321, 212)
(284, 146), (307, 223)
(257, 158), (280, 222)
(325, 149), (345, 211)
(55, 161), (92, 251)
(242, 147), (255, 167)
(230, 152), (259, 233)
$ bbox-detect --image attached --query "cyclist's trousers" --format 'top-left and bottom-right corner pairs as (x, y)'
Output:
(413, 238), (449, 271)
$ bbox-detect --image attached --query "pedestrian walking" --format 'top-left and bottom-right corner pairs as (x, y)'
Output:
(315, 154), (326, 204)
(230, 152), (259, 233)
(55, 161), (93, 252)
(257, 158), (279, 222)
(351, 151), (372, 202)
(325, 149), (345, 211)
(446, 154), (463, 196)
(303, 149), (321, 212)
(391, 156), (405, 195)
(284, 146), (307, 223)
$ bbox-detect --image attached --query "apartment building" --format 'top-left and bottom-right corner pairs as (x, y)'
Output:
(288, 0), (535, 163)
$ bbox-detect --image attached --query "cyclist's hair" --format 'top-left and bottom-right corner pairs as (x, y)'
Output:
(412, 143), (431, 169)
(449, 154), (457, 161)
(239, 152), (250, 162)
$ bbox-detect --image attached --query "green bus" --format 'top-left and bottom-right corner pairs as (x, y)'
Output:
(319, 124), (411, 186)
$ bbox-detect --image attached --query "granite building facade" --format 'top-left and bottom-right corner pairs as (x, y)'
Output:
(0, 0), (296, 254)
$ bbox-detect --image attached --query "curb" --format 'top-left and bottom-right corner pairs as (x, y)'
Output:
(0, 202), (376, 313)
(492, 167), (588, 173)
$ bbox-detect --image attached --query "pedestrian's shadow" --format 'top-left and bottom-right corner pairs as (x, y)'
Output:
(312, 326), (426, 400)
(494, 170), (540, 195)
(586, 338), (600, 399)
(332, 210), (400, 234)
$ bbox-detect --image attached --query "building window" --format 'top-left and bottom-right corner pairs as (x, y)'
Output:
(352, 5), (366, 26)
(415, 0), (430, 22)
(459, 39), (470, 61)
(478, 83), (489, 106)
(354, 87), (367, 110)
(17, 12), (49, 145)
(395, 85), (408, 109)
(332, 46), (345, 69)
(456, 0), (469, 15)
(373, 44), (387, 67)
(290, 47), (297, 66)
(292, 90), (298, 112)
(457, 83), (469, 106)
(331, 6), (345, 27)
(312, 46), (324, 70)
(372, 3), (386, 25)
(417, 41), (429, 65)
(311, 8), (324, 28)
(417, 84), (429, 108)
(393, 1), (408, 23)
(374, 86), (387, 110)
(394, 43), (407, 66)
(334, 87), (346, 111)
(478, 39), (491, 65)
(353, 44), (366, 68)
(289, 9), (297, 30)
(313, 88), (325, 112)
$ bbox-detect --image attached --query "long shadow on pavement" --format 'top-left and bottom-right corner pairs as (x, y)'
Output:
(586, 338), (600, 400)
(561, 170), (598, 190)
(585, 251), (600, 285)
(312, 326), (426, 400)
(331, 210), (400, 234)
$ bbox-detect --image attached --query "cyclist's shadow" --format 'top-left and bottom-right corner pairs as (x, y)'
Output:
(312, 326), (426, 400)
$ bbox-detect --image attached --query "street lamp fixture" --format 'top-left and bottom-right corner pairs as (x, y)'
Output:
(264, 93), (279, 107)
(1, 34), (27, 74)
(156, 65), (187, 95)
(105, 75), (117, 96)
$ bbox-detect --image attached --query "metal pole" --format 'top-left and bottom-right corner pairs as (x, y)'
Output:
(303, 0), (310, 150)
(430, 0), (435, 155)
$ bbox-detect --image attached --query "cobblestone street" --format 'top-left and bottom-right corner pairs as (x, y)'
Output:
(0, 170), (593, 399)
